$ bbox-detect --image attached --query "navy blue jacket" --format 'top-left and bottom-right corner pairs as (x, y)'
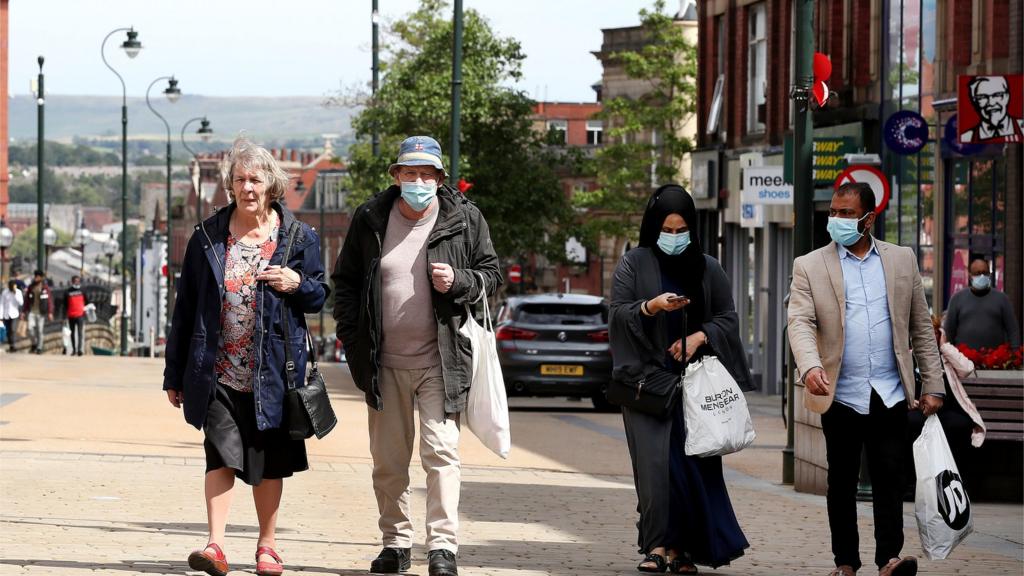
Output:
(163, 202), (330, 430)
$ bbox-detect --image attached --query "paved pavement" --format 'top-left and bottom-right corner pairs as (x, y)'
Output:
(1, 354), (1021, 575)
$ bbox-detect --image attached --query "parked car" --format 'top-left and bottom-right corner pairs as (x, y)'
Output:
(493, 293), (616, 411)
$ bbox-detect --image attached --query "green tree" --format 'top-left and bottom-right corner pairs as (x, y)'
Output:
(573, 0), (698, 243)
(342, 0), (576, 261)
(9, 224), (72, 265)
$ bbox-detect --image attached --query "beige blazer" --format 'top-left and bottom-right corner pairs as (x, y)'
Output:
(787, 238), (943, 414)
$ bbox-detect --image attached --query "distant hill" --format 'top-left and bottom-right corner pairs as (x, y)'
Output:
(9, 94), (356, 142)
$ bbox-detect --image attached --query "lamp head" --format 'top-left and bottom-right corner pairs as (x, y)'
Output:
(43, 220), (57, 248)
(164, 77), (181, 103)
(121, 28), (142, 59)
(0, 218), (13, 249)
(197, 118), (213, 142)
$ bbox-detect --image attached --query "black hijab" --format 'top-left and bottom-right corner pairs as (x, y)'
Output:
(638, 184), (706, 286)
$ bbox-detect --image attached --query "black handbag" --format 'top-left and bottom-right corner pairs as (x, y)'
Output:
(605, 368), (682, 418)
(279, 222), (338, 440)
(604, 301), (686, 419)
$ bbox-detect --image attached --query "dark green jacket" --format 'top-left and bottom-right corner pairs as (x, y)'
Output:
(331, 185), (502, 414)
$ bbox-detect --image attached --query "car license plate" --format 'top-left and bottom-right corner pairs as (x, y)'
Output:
(540, 365), (584, 376)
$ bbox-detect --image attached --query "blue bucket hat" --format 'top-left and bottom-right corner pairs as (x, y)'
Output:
(388, 135), (447, 176)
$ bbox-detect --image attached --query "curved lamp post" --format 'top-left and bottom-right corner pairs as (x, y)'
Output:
(42, 218), (57, 274)
(72, 218), (91, 277)
(146, 75), (180, 339)
(101, 26), (141, 355)
(0, 218), (13, 285)
(181, 117), (213, 222)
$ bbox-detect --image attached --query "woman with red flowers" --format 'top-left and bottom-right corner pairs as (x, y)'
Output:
(164, 137), (329, 576)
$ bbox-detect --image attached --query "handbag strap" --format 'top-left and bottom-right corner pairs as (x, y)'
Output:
(279, 221), (301, 391)
(466, 270), (492, 331)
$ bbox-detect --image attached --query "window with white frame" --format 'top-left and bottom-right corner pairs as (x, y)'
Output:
(585, 120), (603, 145)
(747, 3), (767, 133)
(547, 119), (568, 144)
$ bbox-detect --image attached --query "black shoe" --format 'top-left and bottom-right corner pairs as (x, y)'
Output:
(370, 547), (411, 574)
(427, 549), (458, 576)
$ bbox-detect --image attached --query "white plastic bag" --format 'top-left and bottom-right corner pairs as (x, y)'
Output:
(682, 356), (756, 457)
(459, 272), (511, 459)
(914, 414), (973, 560)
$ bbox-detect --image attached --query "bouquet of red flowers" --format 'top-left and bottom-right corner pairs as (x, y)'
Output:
(955, 343), (1024, 370)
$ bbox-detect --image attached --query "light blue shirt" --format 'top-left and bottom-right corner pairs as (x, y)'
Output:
(834, 240), (905, 415)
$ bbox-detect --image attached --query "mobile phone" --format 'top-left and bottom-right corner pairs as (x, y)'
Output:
(666, 294), (688, 303)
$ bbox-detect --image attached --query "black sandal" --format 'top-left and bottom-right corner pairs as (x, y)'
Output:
(668, 557), (698, 574)
(637, 553), (668, 573)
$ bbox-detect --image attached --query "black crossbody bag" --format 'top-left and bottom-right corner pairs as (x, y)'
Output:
(604, 304), (686, 419)
(280, 222), (338, 440)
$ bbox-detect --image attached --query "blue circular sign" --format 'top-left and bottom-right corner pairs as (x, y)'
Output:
(884, 110), (929, 155)
(943, 114), (984, 156)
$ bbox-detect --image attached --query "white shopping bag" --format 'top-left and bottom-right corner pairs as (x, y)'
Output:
(459, 273), (511, 459)
(61, 321), (72, 355)
(914, 414), (973, 560)
(682, 356), (756, 457)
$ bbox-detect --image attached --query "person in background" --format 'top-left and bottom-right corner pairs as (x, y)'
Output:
(1, 280), (24, 352)
(23, 270), (53, 354)
(944, 257), (1021, 351)
(64, 275), (89, 356)
(907, 316), (986, 493)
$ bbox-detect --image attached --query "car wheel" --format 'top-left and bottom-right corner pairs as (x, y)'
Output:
(591, 390), (620, 413)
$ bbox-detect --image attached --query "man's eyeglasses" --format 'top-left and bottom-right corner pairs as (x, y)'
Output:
(975, 91), (1009, 106)
(397, 169), (439, 183)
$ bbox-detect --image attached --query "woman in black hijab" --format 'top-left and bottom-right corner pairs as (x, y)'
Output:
(608, 184), (752, 573)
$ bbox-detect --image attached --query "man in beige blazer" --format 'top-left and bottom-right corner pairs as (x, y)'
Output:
(788, 183), (944, 576)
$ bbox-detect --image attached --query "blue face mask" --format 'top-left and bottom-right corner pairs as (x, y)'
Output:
(826, 214), (868, 247)
(400, 180), (437, 211)
(657, 231), (691, 256)
(970, 274), (991, 291)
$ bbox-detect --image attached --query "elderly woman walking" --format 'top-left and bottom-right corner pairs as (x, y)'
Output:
(609, 185), (751, 574)
(164, 137), (329, 576)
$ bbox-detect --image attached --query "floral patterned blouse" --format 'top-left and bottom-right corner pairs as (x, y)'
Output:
(215, 217), (280, 392)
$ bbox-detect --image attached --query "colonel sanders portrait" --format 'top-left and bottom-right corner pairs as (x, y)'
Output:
(960, 76), (1024, 144)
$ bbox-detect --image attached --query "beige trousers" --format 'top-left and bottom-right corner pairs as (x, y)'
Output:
(368, 364), (461, 552)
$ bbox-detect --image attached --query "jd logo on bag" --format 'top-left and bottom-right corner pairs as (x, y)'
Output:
(935, 470), (971, 531)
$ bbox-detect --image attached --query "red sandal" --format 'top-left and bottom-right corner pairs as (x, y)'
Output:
(187, 542), (229, 576)
(256, 545), (285, 576)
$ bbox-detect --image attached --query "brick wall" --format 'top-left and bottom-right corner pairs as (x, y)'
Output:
(853, 0), (872, 86)
(952, 0), (972, 67)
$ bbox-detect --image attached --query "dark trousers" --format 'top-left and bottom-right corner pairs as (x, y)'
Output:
(2, 318), (16, 350)
(821, 391), (908, 571)
(69, 316), (85, 354)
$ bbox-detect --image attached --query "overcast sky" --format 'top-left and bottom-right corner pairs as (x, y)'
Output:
(9, 0), (668, 102)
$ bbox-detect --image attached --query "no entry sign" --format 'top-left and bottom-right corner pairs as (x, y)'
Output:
(508, 264), (522, 284)
(833, 165), (891, 214)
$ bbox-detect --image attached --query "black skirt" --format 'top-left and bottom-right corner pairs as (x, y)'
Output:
(204, 383), (308, 486)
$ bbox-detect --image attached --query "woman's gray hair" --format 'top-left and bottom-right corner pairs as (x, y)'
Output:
(221, 136), (292, 204)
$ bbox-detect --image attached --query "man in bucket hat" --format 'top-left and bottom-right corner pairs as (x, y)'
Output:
(332, 136), (502, 576)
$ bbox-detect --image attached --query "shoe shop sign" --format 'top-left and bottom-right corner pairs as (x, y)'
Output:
(741, 166), (793, 205)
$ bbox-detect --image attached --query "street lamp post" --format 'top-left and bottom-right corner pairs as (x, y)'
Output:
(371, 0), (380, 157)
(35, 56), (44, 274)
(146, 75), (180, 339)
(72, 217), (91, 277)
(449, 0), (464, 182)
(317, 179), (325, 346)
(101, 26), (142, 355)
(181, 117), (213, 223)
(104, 237), (118, 286)
(0, 218), (13, 285)
(42, 217), (56, 274)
